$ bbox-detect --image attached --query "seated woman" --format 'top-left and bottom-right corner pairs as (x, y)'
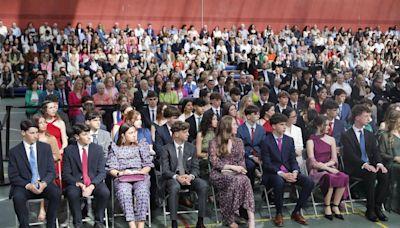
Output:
(106, 123), (154, 228)
(306, 115), (349, 220)
(222, 102), (242, 125)
(282, 107), (304, 167)
(111, 104), (134, 140)
(208, 116), (255, 228)
(150, 102), (168, 142)
(196, 112), (218, 178)
(257, 102), (275, 134)
(159, 81), (179, 105)
(178, 99), (194, 121)
(379, 109), (400, 213)
(25, 79), (42, 118)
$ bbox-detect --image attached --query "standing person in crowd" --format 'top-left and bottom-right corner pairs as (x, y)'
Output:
(161, 121), (208, 228)
(306, 115), (349, 220)
(260, 113), (314, 227)
(85, 111), (112, 157)
(379, 110), (400, 213)
(237, 105), (265, 186)
(62, 123), (110, 228)
(282, 107), (304, 166)
(68, 77), (89, 123)
(106, 123), (154, 228)
(258, 102), (275, 134)
(341, 105), (389, 222)
(9, 119), (61, 228)
(186, 98), (206, 143)
(25, 79), (43, 117)
(32, 113), (61, 222)
(208, 115), (255, 228)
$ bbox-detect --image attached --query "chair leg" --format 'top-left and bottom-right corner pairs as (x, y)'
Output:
(162, 196), (167, 227)
(105, 208), (109, 228)
(211, 185), (219, 224)
(148, 197), (152, 227)
(347, 184), (355, 213)
(310, 192), (318, 217)
(264, 188), (272, 219)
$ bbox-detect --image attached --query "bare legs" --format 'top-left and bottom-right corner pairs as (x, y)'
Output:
(128, 221), (145, 228)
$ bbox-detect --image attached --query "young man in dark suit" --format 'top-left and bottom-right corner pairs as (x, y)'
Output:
(334, 88), (351, 125)
(186, 98), (206, 143)
(322, 100), (346, 146)
(341, 105), (389, 222)
(140, 91), (158, 129)
(204, 92), (224, 120)
(237, 105), (266, 186)
(9, 120), (61, 228)
(154, 105), (181, 156)
(161, 121), (208, 228)
(255, 87), (270, 108)
(260, 113), (314, 227)
(62, 123), (110, 228)
(288, 88), (304, 114)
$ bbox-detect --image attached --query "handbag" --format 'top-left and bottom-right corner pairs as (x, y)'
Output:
(118, 173), (145, 182)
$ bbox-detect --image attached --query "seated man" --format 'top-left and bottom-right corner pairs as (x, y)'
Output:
(341, 105), (389, 222)
(237, 105), (265, 186)
(260, 113), (314, 227)
(9, 119), (61, 228)
(62, 123), (110, 228)
(85, 111), (112, 158)
(161, 121), (208, 228)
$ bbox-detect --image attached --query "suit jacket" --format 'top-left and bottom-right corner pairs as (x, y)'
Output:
(268, 87), (279, 104)
(62, 143), (107, 187)
(259, 70), (275, 88)
(96, 129), (112, 157)
(57, 87), (71, 106)
(154, 124), (173, 156)
(237, 123), (266, 159)
(339, 103), (351, 125)
(38, 90), (61, 105)
(140, 107), (153, 129)
(332, 119), (346, 146)
(8, 142), (56, 198)
(340, 128), (382, 175)
(237, 83), (252, 98)
(133, 90), (146, 110)
(288, 101), (304, 114)
(260, 134), (299, 178)
(204, 107), (224, 120)
(185, 115), (198, 143)
(161, 142), (200, 180)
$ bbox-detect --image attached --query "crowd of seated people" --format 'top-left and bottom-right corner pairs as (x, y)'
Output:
(3, 20), (400, 227)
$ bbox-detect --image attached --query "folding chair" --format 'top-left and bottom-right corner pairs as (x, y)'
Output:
(207, 162), (220, 224)
(15, 198), (60, 228)
(338, 147), (366, 213)
(66, 195), (109, 228)
(110, 177), (152, 228)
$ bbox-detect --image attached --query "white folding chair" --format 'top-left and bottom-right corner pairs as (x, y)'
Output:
(15, 198), (60, 228)
(207, 162), (220, 224)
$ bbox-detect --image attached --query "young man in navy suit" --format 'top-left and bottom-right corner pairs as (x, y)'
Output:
(155, 105), (181, 156)
(9, 120), (61, 228)
(62, 123), (110, 228)
(237, 105), (265, 186)
(334, 89), (351, 125)
(260, 113), (314, 227)
(322, 100), (346, 146)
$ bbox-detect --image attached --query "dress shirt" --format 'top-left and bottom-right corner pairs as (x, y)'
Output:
(245, 122), (257, 140)
(77, 143), (90, 162)
(23, 141), (41, 181)
(90, 130), (99, 143)
(352, 125), (383, 168)
(194, 113), (202, 131)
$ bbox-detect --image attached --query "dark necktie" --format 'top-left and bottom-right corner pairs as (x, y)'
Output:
(177, 146), (185, 175)
(359, 130), (369, 163)
(251, 127), (255, 144)
(82, 147), (91, 186)
(293, 103), (297, 111)
(151, 110), (155, 122)
(277, 138), (288, 172)
(92, 134), (98, 144)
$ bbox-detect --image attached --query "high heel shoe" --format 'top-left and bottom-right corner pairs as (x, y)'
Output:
(331, 204), (344, 220)
(324, 204), (333, 220)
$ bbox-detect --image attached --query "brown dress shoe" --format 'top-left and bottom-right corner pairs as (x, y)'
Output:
(274, 214), (284, 227)
(291, 212), (308, 225)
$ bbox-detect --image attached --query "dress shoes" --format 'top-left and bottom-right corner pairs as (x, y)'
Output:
(196, 222), (206, 228)
(273, 214), (284, 227)
(365, 210), (378, 222)
(291, 211), (308, 225)
(375, 209), (388, 221)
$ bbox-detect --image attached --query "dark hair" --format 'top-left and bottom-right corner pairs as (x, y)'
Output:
(73, 123), (90, 135)
(321, 99), (339, 114)
(259, 86), (270, 95)
(44, 94), (59, 102)
(171, 121), (190, 133)
(229, 87), (241, 96)
(277, 91), (290, 98)
(311, 115), (328, 128)
(260, 102), (275, 119)
(147, 90), (157, 98)
(163, 105), (181, 118)
(351, 104), (371, 122)
(282, 107), (295, 118)
(210, 92), (222, 101)
(28, 79), (38, 90)
(288, 88), (299, 95)
(200, 111), (217, 136)
(270, 113), (288, 125)
(244, 105), (259, 116)
(116, 123), (137, 146)
(180, 99), (193, 113)
(199, 89), (209, 98)
(333, 88), (347, 97)
(81, 95), (94, 104)
(20, 119), (38, 131)
(85, 111), (102, 121)
(193, 98), (206, 107)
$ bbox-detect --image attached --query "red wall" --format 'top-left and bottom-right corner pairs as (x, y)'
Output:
(1, 0), (399, 32)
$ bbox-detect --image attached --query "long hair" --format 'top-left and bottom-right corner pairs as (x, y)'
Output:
(200, 111), (217, 136)
(31, 113), (51, 137)
(116, 123), (138, 146)
(386, 109), (400, 148)
(125, 110), (141, 125)
(215, 115), (234, 157)
(41, 100), (60, 120)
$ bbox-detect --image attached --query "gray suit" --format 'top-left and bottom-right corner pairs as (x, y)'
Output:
(93, 129), (112, 157)
(161, 142), (208, 220)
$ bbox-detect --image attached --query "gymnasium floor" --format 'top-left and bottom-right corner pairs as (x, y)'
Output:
(1, 97), (399, 228)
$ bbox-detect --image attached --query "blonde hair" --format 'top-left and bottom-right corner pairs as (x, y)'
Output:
(215, 115), (235, 157)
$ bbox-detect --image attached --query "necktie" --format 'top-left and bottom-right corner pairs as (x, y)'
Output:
(219, 86), (224, 96)
(251, 127), (255, 144)
(328, 122), (333, 136)
(60, 89), (65, 105)
(82, 147), (91, 186)
(216, 109), (220, 119)
(151, 110), (155, 122)
(29, 145), (40, 184)
(277, 138), (288, 172)
(92, 134), (98, 144)
(359, 130), (369, 163)
(293, 103), (297, 111)
(177, 146), (185, 175)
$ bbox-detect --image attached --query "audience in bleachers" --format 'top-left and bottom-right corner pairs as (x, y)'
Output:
(4, 21), (400, 227)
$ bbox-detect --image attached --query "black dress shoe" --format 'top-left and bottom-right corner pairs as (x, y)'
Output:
(196, 222), (206, 228)
(375, 209), (388, 221)
(365, 211), (378, 222)
(324, 214), (333, 220)
(94, 222), (105, 228)
(172, 220), (178, 228)
(331, 204), (344, 220)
